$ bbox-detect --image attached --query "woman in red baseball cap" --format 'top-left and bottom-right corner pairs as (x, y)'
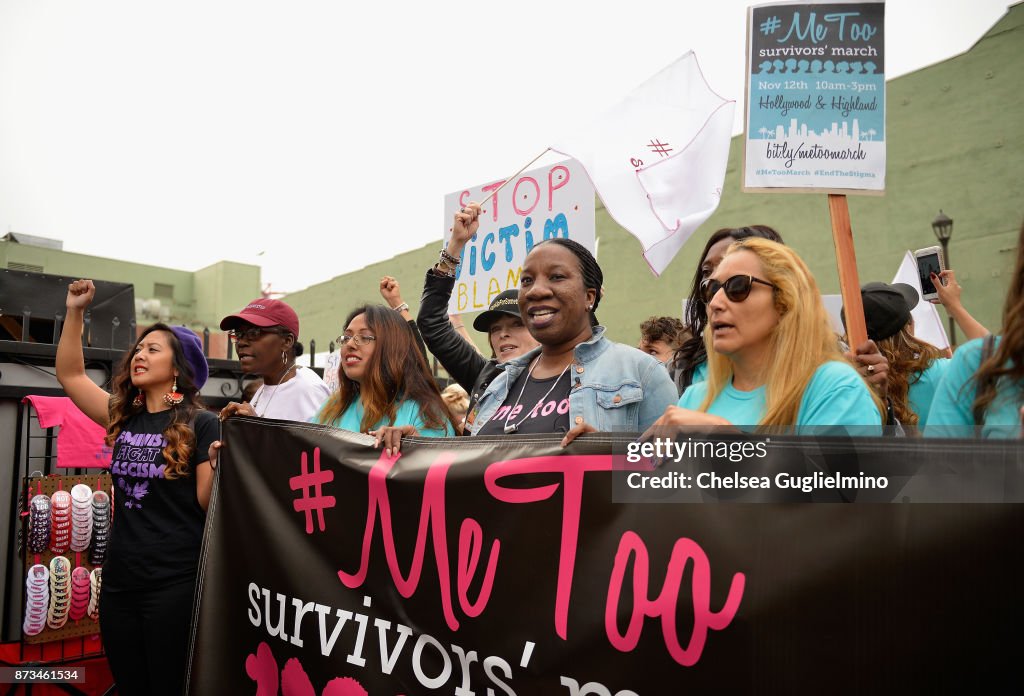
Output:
(56, 279), (217, 696)
(218, 298), (330, 422)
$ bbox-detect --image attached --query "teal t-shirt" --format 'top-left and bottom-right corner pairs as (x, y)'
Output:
(677, 360), (882, 433)
(907, 358), (949, 428)
(925, 337), (1022, 438)
(691, 360), (708, 386)
(313, 398), (453, 438)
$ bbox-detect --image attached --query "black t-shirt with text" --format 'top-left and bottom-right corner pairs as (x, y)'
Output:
(104, 409), (218, 591)
(477, 370), (572, 435)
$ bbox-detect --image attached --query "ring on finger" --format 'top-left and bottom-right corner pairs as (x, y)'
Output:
(866, 364), (875, 375)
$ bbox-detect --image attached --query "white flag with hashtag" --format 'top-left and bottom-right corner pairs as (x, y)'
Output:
(551, 51), (735, 276)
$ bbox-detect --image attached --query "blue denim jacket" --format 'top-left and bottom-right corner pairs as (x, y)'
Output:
(467, 327), (677, 435)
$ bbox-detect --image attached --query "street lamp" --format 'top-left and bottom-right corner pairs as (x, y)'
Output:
(931, 210), (955, 346)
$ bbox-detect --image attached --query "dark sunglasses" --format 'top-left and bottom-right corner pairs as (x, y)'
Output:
(701, 275), (776, 304)
(228, 327), (287, 342)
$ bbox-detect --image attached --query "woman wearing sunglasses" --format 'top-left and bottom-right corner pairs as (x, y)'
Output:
(669, 226), (890, 404)
(218, 299), (330, 422)
(670, 226), (784, 394)
(656, 238), (883, 431)
(313, 305), (457, 450)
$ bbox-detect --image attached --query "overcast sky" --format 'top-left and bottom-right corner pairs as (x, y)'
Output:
(0, 0), (1012, 295)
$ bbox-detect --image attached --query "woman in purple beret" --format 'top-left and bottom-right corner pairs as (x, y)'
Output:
(56, 279), (218, 696)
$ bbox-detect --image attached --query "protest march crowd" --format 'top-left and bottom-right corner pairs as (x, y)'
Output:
(52, 204), (1023, 693)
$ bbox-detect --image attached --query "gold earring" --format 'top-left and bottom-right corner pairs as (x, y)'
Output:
(163, 378), (184, 407)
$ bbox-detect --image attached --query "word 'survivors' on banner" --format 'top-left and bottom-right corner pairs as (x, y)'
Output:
(744, 1), (886, 192)
(552, 51), (735, 276)
(188, 419), (1022, 694)
(443, 160), (595, 315)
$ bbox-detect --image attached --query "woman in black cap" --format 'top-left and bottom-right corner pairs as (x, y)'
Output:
(417, 202), (538, 430)
(845, 282), (948, 429)
(56, 279), (218, 696)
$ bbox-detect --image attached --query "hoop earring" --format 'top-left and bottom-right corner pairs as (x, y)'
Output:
(163, 378), (184, 407)
(132, 392), (144, 408)
(282, 351), (287, 366)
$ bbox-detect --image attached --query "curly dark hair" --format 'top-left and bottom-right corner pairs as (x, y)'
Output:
(107, 324), (204, 479)
(640, 316), (686, 347)
(876, 326), (944, 429)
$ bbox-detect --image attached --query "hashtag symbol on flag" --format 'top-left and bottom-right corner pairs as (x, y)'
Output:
(647, 140), (673, 157)
(289, 447), (336, 534)
(760, 16), (782, 34)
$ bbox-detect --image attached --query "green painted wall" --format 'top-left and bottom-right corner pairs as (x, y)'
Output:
(193, 261), (263, 327)
(285, 5), (1021, 352)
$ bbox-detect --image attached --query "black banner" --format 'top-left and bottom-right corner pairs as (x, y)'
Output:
(188, 419), (1022, 694)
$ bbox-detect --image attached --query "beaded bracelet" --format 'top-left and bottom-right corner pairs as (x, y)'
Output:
(432, 263), (456, 278)
(440, 248), (460, 266)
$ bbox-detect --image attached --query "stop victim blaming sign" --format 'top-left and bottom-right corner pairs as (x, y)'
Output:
(444, 159), (596, 314)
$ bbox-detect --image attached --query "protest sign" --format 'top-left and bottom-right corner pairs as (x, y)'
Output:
(743, 1), (886, 193)
(188, 419), (1022, 694)
(443, 160), (595, 315)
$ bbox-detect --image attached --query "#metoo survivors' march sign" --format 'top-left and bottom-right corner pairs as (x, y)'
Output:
(444, 160), (595, 314)
(743, 1), (886, 192)
(188, 420), (1022, 694)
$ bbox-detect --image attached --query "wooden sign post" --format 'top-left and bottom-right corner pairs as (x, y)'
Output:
(741, 1), (886, 351)
(828, 194), (867, 348)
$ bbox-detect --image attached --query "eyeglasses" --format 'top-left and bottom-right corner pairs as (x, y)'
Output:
(336, 334), (377, 347)
(228, 327), (286, 342)
(701, 275), (777, 304)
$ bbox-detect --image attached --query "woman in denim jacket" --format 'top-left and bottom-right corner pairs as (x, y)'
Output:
(468, 238), (676, 443)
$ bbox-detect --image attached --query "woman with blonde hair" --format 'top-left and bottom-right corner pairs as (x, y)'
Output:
(655, 238), (883, 431)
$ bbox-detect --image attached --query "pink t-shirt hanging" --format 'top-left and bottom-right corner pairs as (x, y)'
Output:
(22, 395), (113, 469)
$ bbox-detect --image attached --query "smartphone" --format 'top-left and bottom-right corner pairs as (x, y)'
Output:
(913, 246), (946, 300)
